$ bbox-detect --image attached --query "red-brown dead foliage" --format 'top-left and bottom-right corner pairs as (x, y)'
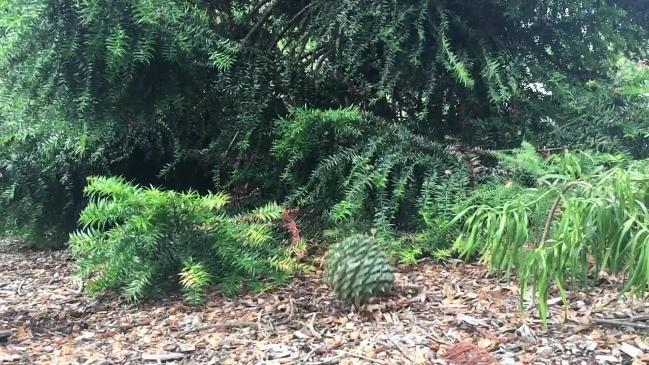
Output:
(282, 208), (301, 245)
(444, 341), (500, 365)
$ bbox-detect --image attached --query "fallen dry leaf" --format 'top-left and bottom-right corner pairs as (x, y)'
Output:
(14, 326), (32, 340)
(519, 353), (536, 363)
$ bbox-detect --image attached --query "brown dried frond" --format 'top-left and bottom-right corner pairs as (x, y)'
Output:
(281, 208), (301, 245)
(281, 208), (306, 259)
(444, 341), (500, 365)
(445, 139), (494, 187)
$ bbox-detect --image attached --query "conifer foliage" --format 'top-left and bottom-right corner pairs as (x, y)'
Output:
(70, 176), (302, 303)
(273, 107), (472, 236)
(0, 0), (646, 248)
(0, 122), (104, 248)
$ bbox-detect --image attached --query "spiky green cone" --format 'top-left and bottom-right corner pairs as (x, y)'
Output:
(324, 234), (394, 305)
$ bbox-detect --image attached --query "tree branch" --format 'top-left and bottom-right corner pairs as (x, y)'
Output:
(247, 0), (273, 19)
(242, 0), (281, 44)
(271, 1), (319, 50)
(592, 317), (649, 330)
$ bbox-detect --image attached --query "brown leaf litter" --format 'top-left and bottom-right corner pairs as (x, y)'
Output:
(2, 241), (649, 364)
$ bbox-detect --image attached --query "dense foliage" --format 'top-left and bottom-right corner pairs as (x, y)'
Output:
(0, 121), (105, 247)
(70, 176), (303, 303)
(274, 107), (473, 234)
(1, 0), (646, 244)
(454, 150), (649, 320)
(0, 0), (647, 309)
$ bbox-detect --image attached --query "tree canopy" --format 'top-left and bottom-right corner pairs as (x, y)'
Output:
(0, 0), (647, 244)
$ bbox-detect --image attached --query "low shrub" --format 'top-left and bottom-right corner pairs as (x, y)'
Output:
(453, 152), (649, 320)
(70, 176), (305, 304)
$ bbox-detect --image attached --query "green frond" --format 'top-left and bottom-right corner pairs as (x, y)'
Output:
(179, 260), (212, 304)
(201, 192), (230, 211)
(435, 10), (474, 89)
(69, 178), (292, 304)
(243, 202), (283, 222)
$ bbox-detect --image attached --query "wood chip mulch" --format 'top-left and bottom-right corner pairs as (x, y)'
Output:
(2, 241), (649, 364)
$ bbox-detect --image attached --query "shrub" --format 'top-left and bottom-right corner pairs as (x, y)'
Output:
(1, 0), (646, 255)
(453, 152), (649, 320)
(70, 176), (304, 304)
(274, 107), (476, 235)
(519, 58), (649, 158)
(0, 118), (107, 248)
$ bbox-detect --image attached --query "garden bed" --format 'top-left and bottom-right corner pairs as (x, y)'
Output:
(1, 241), (648, 364)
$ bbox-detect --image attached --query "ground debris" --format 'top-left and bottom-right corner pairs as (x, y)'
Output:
(2, 241), (649, 364)
(444, 341), (499, 365)
(0, 331), (10, 342)
(141, 352), (185, 362)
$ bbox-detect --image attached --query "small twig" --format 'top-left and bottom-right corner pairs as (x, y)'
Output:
(256, 311), (263, 333)
(0, 330), (11, 341)
(388, 337), (415, 364)
(418, 327), (453, 345)
(307, 312), (321, 339)
(221, 131), (240, 159)
(16, 279), (26, 294)
(177, 321), (257, 337)
(332, 350), (387, 364)
(306, 355), (342, 365)
(631, 314), (649, 322)
(271, 1), (318, 50)
(288, 296), (295, 319)
(208, 338), (253, 349)
(302, 346), (320, 363)
(242, 0), (281, 44)
(76, 278), (84, 294)
(117, 323), (140, 333)
(267, 315), (276, 332)
(592, 318), (649, 330)
(58, 298), (84, 305)
(141, 352), (185, 362)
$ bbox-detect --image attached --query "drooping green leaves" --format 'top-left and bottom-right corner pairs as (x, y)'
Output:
(273, 107), (473, 237)
(453, 150), (649, 321)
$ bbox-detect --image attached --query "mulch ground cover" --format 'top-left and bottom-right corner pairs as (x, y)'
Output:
(2, 241), (649, 364)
